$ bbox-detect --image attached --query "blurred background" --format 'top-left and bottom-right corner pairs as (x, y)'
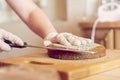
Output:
(0, 0), (120, 57)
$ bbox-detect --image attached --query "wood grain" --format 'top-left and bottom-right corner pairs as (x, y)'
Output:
(79, 21), (120, 29)
(0, 49), (120, 80)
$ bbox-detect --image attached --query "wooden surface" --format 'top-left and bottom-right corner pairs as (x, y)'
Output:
(79, 21), (120, 29)
(81, 68), (120, 80)
(0, 49), (120, 80)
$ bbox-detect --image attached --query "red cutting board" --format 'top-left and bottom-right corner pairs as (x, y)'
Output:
(0, 49), (120, 80)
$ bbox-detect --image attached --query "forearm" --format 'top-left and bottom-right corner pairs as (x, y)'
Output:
(6, 0), (57, 38)
(27, 7), (57, 38)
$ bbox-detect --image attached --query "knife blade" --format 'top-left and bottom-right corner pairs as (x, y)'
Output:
(4, 40), (96, 54)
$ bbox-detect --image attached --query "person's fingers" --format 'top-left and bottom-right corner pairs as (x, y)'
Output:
(2, 29), (24, 46)
(57, 33), (71, 46)
(84, 38), (92, 43)
(79, 37), (92, 44)
(44, 32), (58, 43)
(45, 32), (92, 46)
(64, 34), (86, 46)
(66, 34), (92, 46)
(44, 40), (52, 46)
(0, 40), (11, 51)
(65, 34), (82, 46)
(80, 39), (87, 45)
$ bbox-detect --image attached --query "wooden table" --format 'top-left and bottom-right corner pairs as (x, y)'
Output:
(82, 68), (120, 80)
(79, 21), (120, 49)
(0, 49), (120, 80)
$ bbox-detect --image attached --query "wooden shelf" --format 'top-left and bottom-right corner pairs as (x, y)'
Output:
(79, 21), (120, 49)
(79, 21), (120, 29)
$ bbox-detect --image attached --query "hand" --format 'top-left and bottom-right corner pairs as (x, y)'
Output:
(0, 29), (23, 52)
(44, 32), (92, 46)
